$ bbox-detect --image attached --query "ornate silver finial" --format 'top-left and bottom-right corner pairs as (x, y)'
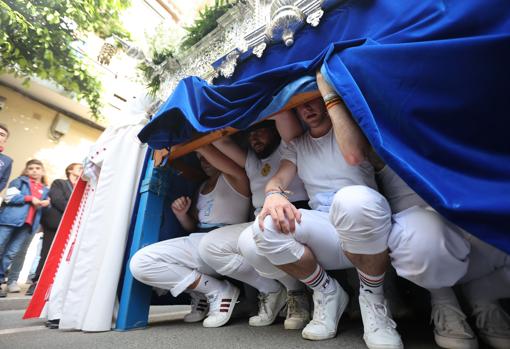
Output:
(243, 0), (324, 58)
(267, 0), (304, 47)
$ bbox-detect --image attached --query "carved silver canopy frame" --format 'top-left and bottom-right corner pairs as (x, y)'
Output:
(217, 0), (325, 78)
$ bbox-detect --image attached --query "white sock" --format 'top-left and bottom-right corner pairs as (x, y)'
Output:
(358, 269), (385, 299)
(228, 260), (280, 294)
(429, 287), (460, 306)
(191, 274), (225, 295)
(300, 264), (336, 294)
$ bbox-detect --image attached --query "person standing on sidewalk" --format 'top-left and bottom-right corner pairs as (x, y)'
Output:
(0, 160), (49, 297)
(0, 123), (13, 193)
(25, 163), (82, 295)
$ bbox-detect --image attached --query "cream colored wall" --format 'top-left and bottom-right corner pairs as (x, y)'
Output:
(0, 85), (101, 189)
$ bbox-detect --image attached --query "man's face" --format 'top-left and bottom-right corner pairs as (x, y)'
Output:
(70, 164), (83, 177)
(0, 129), (8, 148)
(26, 164), (44, 181)
(295, 98), (329, 129)
(248, 127), (278, 159)
(198, 154), (219, 177)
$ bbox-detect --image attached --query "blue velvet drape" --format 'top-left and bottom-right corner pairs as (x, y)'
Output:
(138, 0), (510, 253)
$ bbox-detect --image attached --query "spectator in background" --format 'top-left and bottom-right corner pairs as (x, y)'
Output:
(25, 163), (82, 295)
(0, 160), (49, 297)
(0, 123), (12, 193)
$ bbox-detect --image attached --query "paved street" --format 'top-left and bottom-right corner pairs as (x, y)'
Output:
(0, 288), (442, 349)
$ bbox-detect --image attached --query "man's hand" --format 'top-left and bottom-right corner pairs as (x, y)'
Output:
(316, 70), (336, 96)
(31, 197), (42, 207)
(258, 194), (302, 234)
(171, 196), (192, 218)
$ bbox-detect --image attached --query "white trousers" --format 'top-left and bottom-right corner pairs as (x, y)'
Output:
(199, 222), (305, 292)
(198, 223), (252, 276)
(330, 186), (471, 289)
(129, 233), (219, 297)
(247, 186), (471, 290)
(250, 210), (353, 270)
(460, 233), (510, 301)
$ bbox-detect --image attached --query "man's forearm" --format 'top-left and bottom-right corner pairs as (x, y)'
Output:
(176, 214), (197, 232)
(316, 70), (369, 165)
(213, 137), (247, 168)
(328, 103), (370, 165)
(265, 176), (288, 194)
(264, 160), (297, 194)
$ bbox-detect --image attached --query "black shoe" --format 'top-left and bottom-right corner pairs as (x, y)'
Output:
(25, 282), (37, 296)
(0, 288), (6, 298)
(45, 319), (60, 329)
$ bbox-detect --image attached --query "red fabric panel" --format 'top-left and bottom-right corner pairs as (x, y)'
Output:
(23, 178), (87, 319)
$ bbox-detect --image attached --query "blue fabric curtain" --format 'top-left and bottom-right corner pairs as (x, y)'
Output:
(138, 0), (510, 253)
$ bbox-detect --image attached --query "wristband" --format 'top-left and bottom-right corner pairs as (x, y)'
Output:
(265, 187), (293, 199)
(326, 98), (342, 110)
(323, 92), (340, 103)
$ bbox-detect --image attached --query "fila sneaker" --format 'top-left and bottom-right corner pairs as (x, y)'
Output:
(302, 279), (349, 340)
(359, 293), (403, 349)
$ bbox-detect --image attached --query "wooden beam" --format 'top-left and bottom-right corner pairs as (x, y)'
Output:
(166, 90), (322, 161)
(168, 127), (239, 161)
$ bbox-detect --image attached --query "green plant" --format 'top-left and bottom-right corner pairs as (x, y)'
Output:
(0, 0), (130, 118)
(138, 48), (175, 96)
(180, 0), (238, 50)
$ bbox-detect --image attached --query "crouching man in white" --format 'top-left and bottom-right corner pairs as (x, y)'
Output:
(316, 71), (510, 349)
(130, 145), (251, 327)
(245, 96), (379, 342)
(198, 120), (311, 329)
(330, 153), (510, 349)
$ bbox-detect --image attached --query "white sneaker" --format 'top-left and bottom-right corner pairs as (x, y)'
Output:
(249, 286), (287, 327)
(359, 293), (403, 349)
(184, 292), (209, 323)
(431, 303), (478, 349)
(284, 290), (310, 330)
(202, 281), (240, 328)
(7, 282), (20, 293)
(302, 279), (349, 340)
(472, 302), (510, 349)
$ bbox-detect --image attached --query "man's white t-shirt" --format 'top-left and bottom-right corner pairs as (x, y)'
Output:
(377, 166), (428, 214)
(196, 174), (250, 226)
(282, 128), (377, 211)
(245, 143), (308, 214)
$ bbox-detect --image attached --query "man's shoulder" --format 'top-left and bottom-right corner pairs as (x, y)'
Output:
(51, 179), (68, 188)
(286, 131), (310, 148)
(9, 176), (27, 186)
